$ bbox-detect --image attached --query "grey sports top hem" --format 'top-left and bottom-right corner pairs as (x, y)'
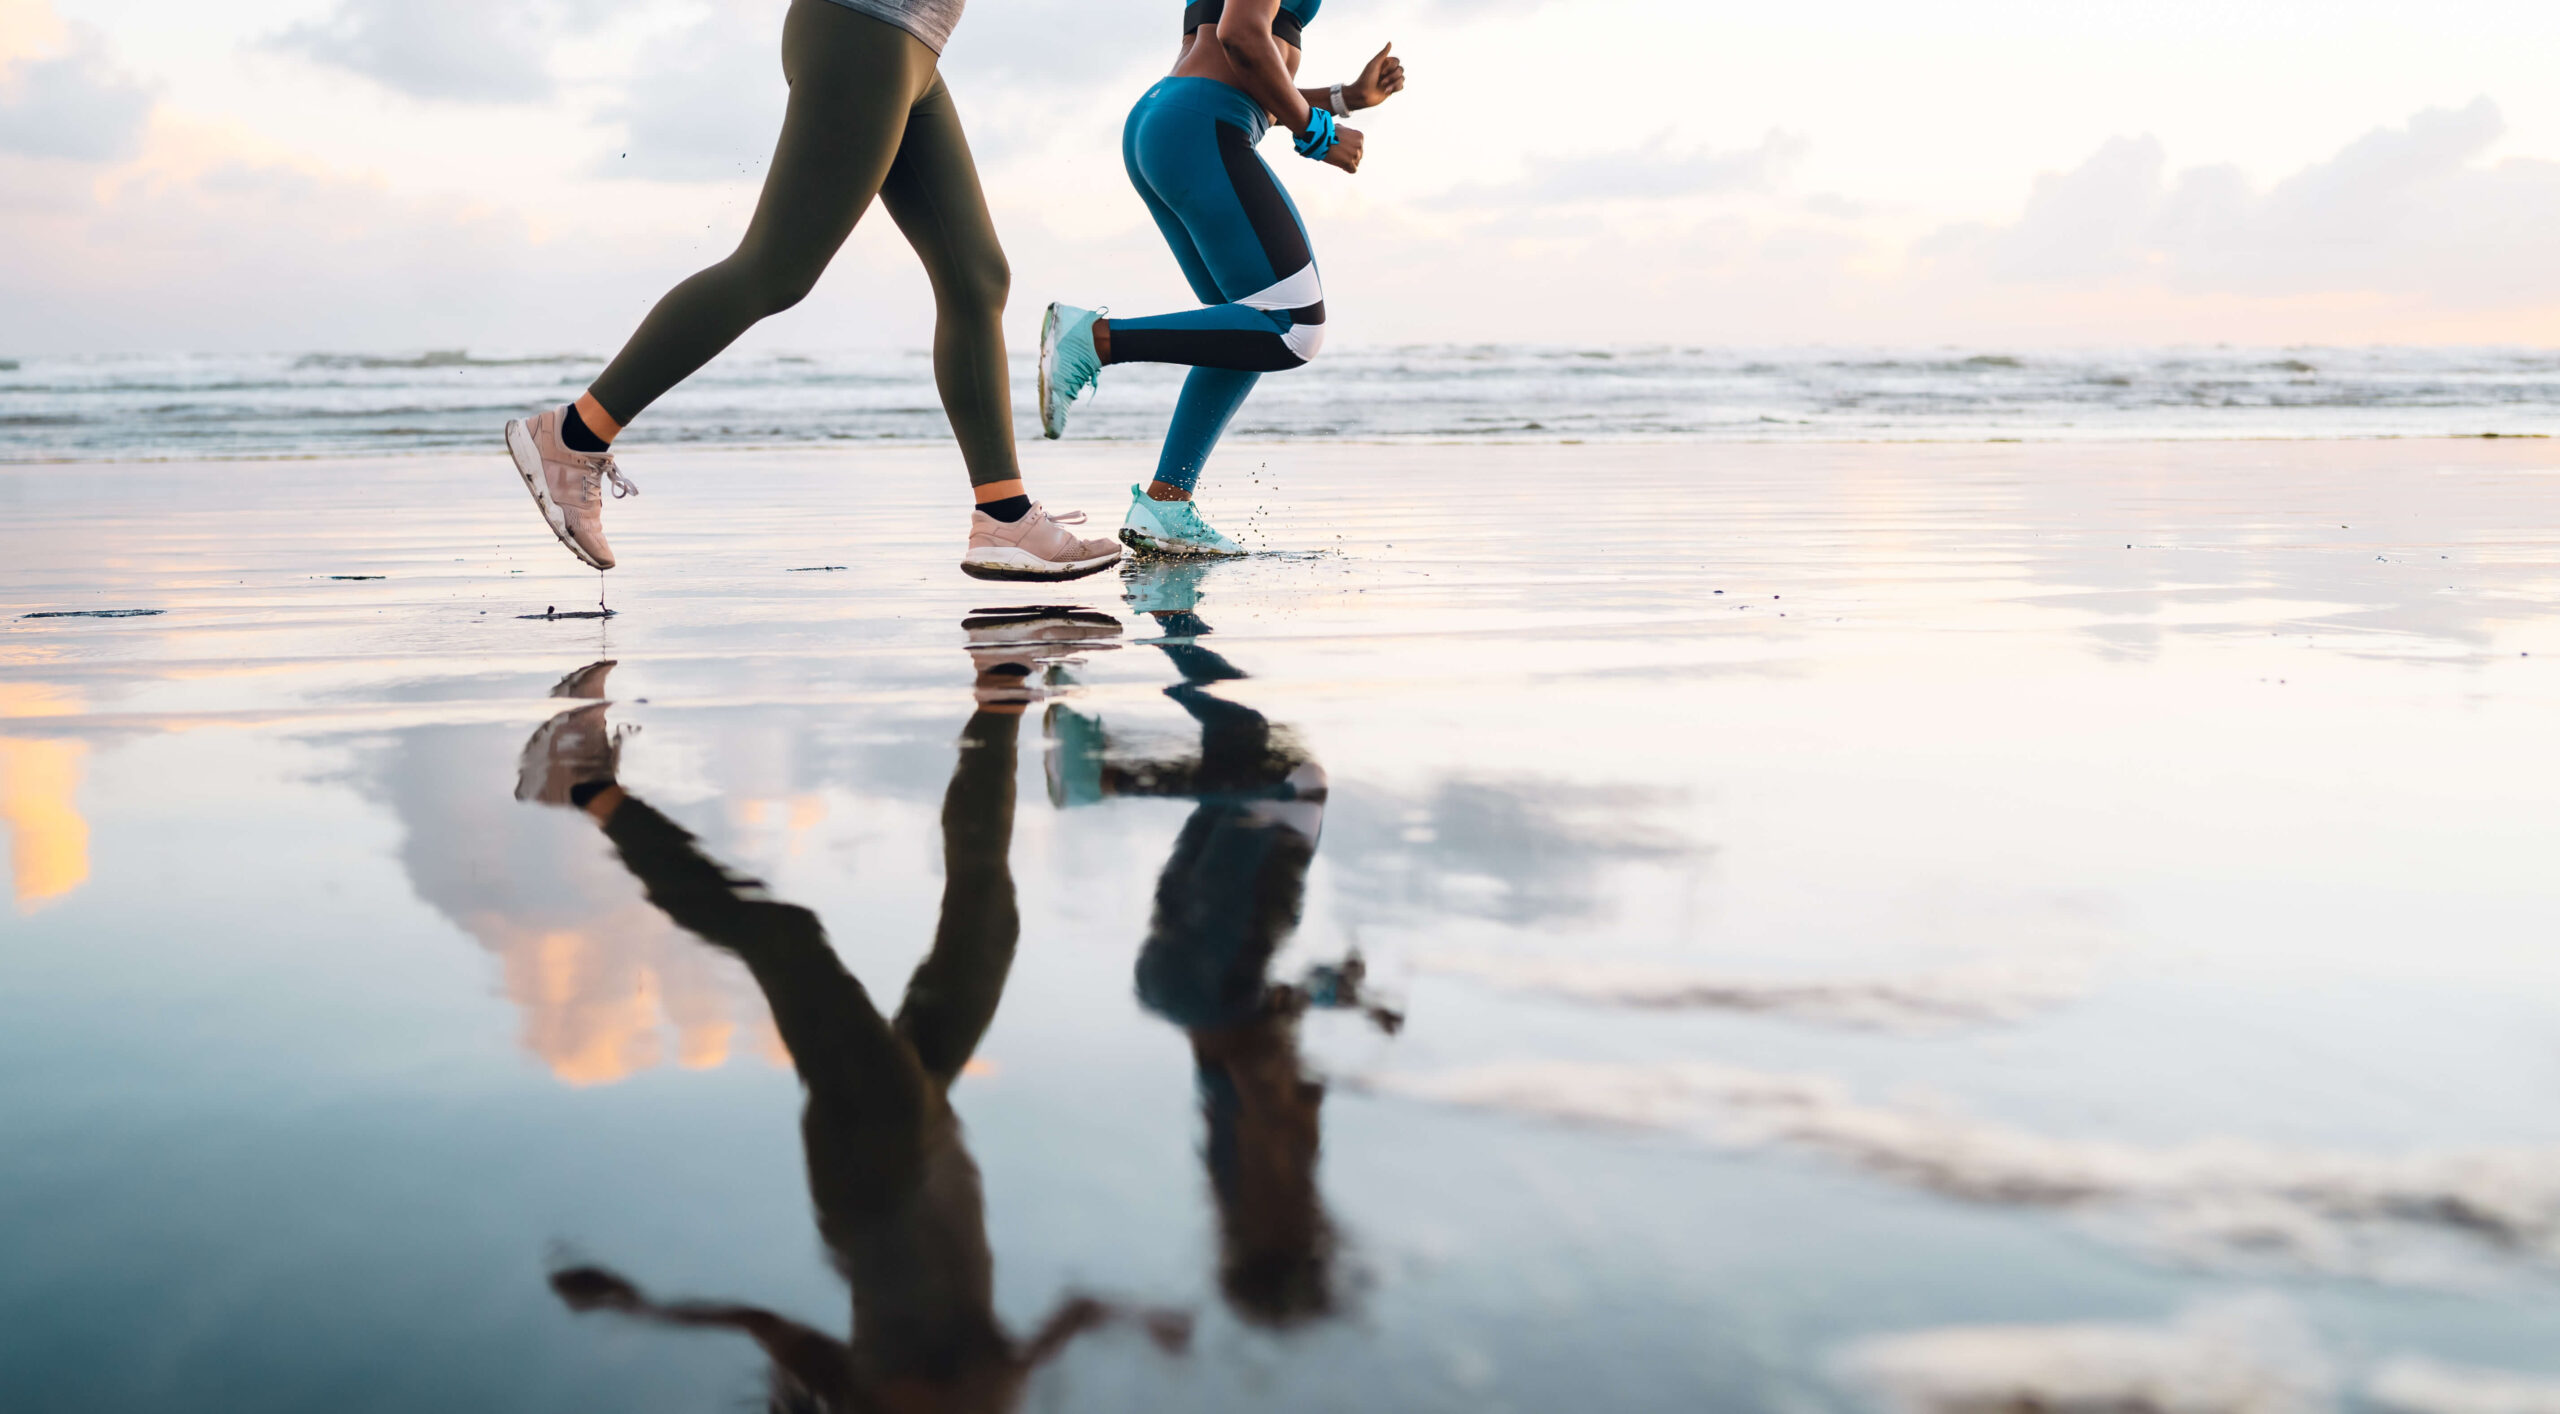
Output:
(817, 0), (963, 54)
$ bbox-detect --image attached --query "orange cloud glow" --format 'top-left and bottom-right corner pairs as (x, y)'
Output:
(462, 901), (787, 1088)
(0, 683), (91, 913)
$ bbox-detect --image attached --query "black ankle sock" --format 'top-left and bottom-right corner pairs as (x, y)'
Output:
(977, 494), (1032, 523)
(561, 404), (610, 453)
(567, 779), (617, 809)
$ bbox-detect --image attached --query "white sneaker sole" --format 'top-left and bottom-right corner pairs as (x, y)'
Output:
(961, 545), (1124, 582)
(1038, 302), (1068, 440)
(1118, 526), (1247, 560)
(505, 418), (610, 571)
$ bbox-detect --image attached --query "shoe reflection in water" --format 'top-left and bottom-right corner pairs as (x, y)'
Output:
(1050, 564), (1401, 1328)
(517, 615), (1179, 1413)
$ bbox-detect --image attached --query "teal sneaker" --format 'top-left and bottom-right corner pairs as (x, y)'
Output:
(1121, 559), (1213, 616)
(1119, 484), (1245, 558)
(1043, 703), (1108, 808)
(1038, 302), (1103, 439)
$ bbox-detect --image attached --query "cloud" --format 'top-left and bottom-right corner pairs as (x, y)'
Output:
(1434, 129), (1808, 210)
(1836, 1306), (2560, 1414)
(0, 132), (704, 352)
(1960, 132), (2170, 280)
(270, 0), (573, 103)
(597, 5), (788, 182)
(936, 0), (1167, 87)
(1930, 99), (2560, 307)
(0, 23), (151, 161)
(1322, 775), (1700, 926)
(2368, 1357), (2560, 1414)
(1366, 1057), (2560, 1285)
(368, 721), (788, 1088)
(1837, 1296), (2332, 1414)
(596, 0), (1169, 182)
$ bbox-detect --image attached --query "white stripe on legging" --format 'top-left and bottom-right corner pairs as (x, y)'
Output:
(1238, 264), (1324, 360)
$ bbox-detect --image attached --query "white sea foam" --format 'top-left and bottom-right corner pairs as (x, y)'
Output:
(1411, 952), (2095, 1032)
(2368, 1358), (2560, 1414)
(9, 345), (2560, 461)
(1362, 1061), (2560, 1283)
(1837, 1296), (2332, 1414)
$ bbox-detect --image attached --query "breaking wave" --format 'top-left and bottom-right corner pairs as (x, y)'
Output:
(8, 344), (2560, 461)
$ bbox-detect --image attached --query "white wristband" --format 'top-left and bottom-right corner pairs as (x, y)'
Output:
(1328, 82), (1349, 117)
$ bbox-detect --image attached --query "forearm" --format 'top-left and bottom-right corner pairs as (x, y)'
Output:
(597, 793), (807, 955)
(653, 1303), (850, 1394)
(1296, 83), (1362, 114)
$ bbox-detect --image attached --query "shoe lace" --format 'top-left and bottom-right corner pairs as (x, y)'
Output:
(1163, 500), (1230, 542)
(1034, 506), (1087, 525)
(580, 452), (639, 501)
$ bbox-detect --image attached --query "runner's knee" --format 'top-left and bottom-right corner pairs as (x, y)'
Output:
(1281, 316), (1324, 366)
(940, 251), (1010, 324)
(730, 244), (831, 318)
(758, 269), (826, 317)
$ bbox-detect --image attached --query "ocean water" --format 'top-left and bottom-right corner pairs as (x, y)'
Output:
(4, 345), (2557, 462)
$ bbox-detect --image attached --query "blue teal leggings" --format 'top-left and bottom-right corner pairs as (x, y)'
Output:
(1106, 78), (1326, 493)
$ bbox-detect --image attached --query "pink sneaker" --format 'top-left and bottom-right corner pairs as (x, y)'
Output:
(961, 504), (1124, 582)
(505, 407), (637, 570)
(514, 702), (621, 806)
(963, 605), (1123, 701)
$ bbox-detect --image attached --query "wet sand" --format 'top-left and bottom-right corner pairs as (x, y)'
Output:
(6, 439), (2560, 1411)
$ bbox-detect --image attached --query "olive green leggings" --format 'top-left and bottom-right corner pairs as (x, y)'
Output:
(589, 0), (1017, 486)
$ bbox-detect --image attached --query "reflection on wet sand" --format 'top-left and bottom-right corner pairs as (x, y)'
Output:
(1371, 1055), (2560, 1285)
(529, 613), (1187, 1412)
(0, 684), (90, 912)
(13, 442), (2560, 1408)
(379, 662), (786, 1085)
(1324, 775), (1700, 928)
(1051, 564), (1402, 1326)
(1836, 1295), (2329, 1414)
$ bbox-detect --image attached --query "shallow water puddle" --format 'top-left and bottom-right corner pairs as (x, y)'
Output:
(4, 441), (2560, 1411)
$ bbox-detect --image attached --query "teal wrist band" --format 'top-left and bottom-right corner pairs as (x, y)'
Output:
(1294, 108), (1338, 160)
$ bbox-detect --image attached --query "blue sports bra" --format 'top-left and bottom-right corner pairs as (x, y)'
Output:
(1183, 0), (1320, 49)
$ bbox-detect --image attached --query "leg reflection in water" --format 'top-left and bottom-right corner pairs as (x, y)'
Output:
(1049, 568), (1400, 1328)
(517, 615), (1177, 1412)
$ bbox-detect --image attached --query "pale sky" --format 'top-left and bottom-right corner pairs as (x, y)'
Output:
(5, 0), (2559, 354)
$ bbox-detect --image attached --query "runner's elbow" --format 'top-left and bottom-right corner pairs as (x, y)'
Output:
(1216, 28), (1268, 70)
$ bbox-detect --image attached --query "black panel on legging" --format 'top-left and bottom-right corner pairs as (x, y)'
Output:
(1216, 122), (1314, 277)
(1111, 327), (1309, 372)
(1105, 121), (1324, 373)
